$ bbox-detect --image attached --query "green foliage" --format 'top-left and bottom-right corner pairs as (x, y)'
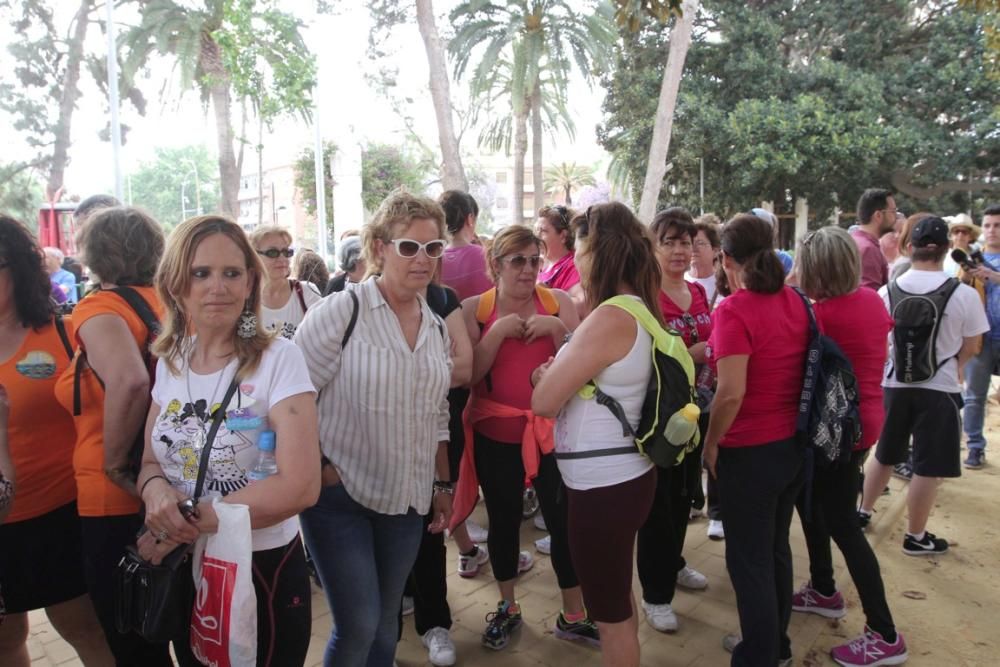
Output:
(612, 0), (685, 31)
(293, 142), (337, 219)
(0, 164), (44, 228)
(127, 145), (220, 232)
(598, 0), (1000, 223)
(360, 144), (433, 213)
(544, 162), (597, 204)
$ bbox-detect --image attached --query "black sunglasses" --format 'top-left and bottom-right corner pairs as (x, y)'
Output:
(257, 247), (295, 259)
(682, 312), (699, 344)
(502, 254), (543, 270)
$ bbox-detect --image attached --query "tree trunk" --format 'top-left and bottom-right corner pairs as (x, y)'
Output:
(637, 0), (697, 224)
(564, 185), (572, 205)
(257, 109), (264, 225)
(415, 0), (467, 192)
(531, 83), (544, 215)
(46, 0), (92, 200)
(201, 33), (240, 218)
(513, 106), (529, 225)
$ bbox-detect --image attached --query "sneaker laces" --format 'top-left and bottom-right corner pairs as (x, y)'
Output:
(485, 603), (513, 631)
(845, 629), (880, 656)
(425, 627), (450, 650)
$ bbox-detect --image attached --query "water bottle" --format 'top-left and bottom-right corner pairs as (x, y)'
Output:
(664, 403), (700, 446)
(247, 430), (278, 482)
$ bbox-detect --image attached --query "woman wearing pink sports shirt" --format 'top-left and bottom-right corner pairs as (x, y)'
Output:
(536, 205), (586, 317)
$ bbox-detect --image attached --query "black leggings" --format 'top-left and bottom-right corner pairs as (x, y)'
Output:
(473, 431), (577, 589)
(79, 514), (174, 667)
(797, 450), (896, 639)
(175, 537), (312, 667)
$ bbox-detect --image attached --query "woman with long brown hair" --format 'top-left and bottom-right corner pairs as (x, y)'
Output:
(532, 202), (664, 667)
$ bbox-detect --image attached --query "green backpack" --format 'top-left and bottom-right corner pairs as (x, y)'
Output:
(556, 296), (700, 467)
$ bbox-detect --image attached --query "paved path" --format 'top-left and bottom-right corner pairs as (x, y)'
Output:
(28, 451), (1000, 666)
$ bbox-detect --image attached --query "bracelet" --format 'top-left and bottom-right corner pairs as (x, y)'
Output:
(139, 474), (169, 497)
(433, 480), (454, 495)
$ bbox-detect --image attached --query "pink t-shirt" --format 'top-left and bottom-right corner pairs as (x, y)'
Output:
(473, 294), (557, 444)
(850, 228), (888, 292)
(707, 286), (810, 447)
(538, 252), (580, 291)
(814, 288), (893, 450)
(658, 282), (712, 346)
(442, 244), (493, 301)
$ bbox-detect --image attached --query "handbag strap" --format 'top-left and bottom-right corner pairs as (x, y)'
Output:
(192, 379), (240, 501)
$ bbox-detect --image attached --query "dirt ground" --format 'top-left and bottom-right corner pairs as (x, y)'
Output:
(28, 414), (1000, 666)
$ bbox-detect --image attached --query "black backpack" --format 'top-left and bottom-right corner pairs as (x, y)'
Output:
(887, 277), (961, 384)
(793, 288), (861, 469)
(73, 287), (160, 476)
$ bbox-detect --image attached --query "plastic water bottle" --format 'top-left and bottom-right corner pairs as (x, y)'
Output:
(664, 403), (701, 446)
(247, 431), (278, 482)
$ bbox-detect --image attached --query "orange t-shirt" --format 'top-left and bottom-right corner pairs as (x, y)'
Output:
(1, 317), (78, 523)
(54, 287), (163, 517)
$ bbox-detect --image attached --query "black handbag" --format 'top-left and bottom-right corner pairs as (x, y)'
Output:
(113, 378), (239, 643)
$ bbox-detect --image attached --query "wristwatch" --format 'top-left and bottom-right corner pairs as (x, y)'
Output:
(433, 480), (454, 495)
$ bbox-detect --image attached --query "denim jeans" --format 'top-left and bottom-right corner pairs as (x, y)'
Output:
(300, 483), (423, 667)
(963, 336), (1000, 452)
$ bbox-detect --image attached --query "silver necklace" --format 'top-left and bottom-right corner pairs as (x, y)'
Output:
(185, 351), (230, 455)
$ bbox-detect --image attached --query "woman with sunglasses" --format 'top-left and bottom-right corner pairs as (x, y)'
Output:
(449, 225), (593, 651)
(249, 226), (322, 339)
(295, 191), (454, 666)
(536, 205), (586, 317)
(634, 207), (711, 635)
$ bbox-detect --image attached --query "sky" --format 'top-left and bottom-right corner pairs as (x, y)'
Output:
(2, 0), (612, 199)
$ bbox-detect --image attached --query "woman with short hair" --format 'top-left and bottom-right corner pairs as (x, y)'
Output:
(295, 191), (454, 666)
(791, 226), (906, 666)
(0, 216), (112, 666)
(249, 226), (321, 339)
(53, 206), (170, 664)
(532, 202), (664, 667)
(704, 213), (809, 666)
(136, 215), (320, 666)
(293, 248), (330, 293)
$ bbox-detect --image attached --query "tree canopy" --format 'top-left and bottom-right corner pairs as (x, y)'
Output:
(127, 144), (220, 232)
(598, 0), (1000, 223)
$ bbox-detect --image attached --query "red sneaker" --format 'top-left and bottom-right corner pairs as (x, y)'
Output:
(831, 627), (908, 666)
(791, 581), (846, 618)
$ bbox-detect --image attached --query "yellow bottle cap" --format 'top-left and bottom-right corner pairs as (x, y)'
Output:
(681, 403), (701, 421)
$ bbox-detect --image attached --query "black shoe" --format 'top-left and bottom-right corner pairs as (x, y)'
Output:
(482, 601), (522, 650)
(964, 448), (985, 469)
(857, 509), (873, 529)
(891, 462), (913, 481)
(903, 531), (948, 556)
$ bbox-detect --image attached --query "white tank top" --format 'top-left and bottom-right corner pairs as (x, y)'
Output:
(555, 304), (654, 490)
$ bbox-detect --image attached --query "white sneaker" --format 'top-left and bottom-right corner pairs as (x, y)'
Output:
(458, 545), (490, 578)
(402, 595), (414, 616)
(676, 565), (708, 590)
(707, 519), (725, 540)
(533, 513), (548, 531)
(534, 535), (551, 554)
(641, 601), (678, 633)
(517, 550), (534, 573)
(465, 519), (489, 543)
(722, 633), (740, 653)
(421, 626), (456, 667)
(689, 507), (705, 520)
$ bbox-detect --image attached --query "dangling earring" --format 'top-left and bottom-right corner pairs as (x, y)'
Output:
(237, 307), (257, 339)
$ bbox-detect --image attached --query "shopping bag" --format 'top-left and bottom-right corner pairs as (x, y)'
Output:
(190, 499), (257, 667)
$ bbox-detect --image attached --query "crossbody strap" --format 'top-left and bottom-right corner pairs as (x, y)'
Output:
(193, 379), (240, 501)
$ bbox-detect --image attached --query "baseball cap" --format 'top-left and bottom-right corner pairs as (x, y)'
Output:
(910, 216), (949, 248)
(338, 236), (362, 272)
(750, 207), (778, 227)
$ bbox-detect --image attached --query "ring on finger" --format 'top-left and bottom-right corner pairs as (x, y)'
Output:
(157, 529), (169, 541)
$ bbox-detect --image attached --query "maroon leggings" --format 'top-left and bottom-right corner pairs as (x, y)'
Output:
(565, 467), (657, 623)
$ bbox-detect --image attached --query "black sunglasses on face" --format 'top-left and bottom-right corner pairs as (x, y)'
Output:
(502, 254), (543, 270)
(257, 248), (295, 259)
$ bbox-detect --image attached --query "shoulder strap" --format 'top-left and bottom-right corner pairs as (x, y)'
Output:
(535, 285), (560, 315)
(791, 287), (820, 340)
(600, 296), (696, 380)
(291, 279), (308, 313)
(341, 290), (360, 349)
(54, 315), (73, 361)
(193, 379), (240, 501)
(108, 286), (160, 342)
(475, 287), (497, 326)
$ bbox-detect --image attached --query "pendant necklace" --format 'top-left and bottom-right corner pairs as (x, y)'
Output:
(186, 350), (229, 457)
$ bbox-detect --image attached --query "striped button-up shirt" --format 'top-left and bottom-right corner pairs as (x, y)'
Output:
(294, 277), (452, 515)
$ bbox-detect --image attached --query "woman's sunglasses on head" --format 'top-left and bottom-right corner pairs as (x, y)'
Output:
(257, 247), (295, 259)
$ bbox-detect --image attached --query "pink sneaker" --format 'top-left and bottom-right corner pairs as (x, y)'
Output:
(791, 581), (846, 619)
(831, 627), (908, 666)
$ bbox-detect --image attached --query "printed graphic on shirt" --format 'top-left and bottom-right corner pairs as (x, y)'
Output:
(269, 321), (298, 340)
(15, 350), (58, 379)
(153, 387), (264, 496)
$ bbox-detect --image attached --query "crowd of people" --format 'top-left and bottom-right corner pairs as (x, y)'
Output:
(0, 186), (996, 667)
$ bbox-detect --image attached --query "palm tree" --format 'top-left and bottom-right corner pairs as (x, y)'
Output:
(450, 1), (614, 223)
(120, 0), (314, 217)
(544, 162), (596, 205)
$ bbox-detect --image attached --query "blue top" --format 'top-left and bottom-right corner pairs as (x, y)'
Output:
(776, 250), (794, 276)
(51, 268), (78, 303)
(983, 252), (1000, 339)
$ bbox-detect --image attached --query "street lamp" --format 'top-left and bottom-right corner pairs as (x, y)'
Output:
(181, 159), (202, 215)
(180, 168), (199, 221)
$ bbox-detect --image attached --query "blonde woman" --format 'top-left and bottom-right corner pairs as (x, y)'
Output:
(136, 216), (320, 666)
(249, 226), (322, 339)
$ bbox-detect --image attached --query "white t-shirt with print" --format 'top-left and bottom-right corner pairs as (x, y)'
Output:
(150, 337), (316, 551)
(880, 269), (989, 394)
(686, 272), (717, 306)
(261, 280), (323, 340)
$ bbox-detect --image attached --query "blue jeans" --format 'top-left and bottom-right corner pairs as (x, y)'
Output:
(300, 483), (423, 667)
(962, 336), (1000, 452)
